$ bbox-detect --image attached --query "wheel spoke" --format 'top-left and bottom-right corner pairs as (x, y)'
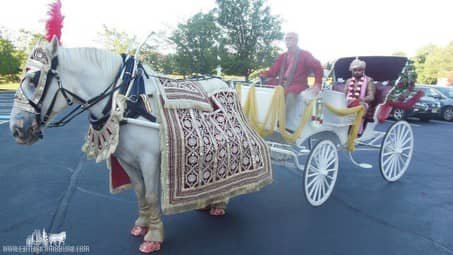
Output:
(399, 134), (412, 148)
(400, 144), (413, 152)
(307, 171), (320, 178)
(326, 168), (337, 173)
(313, 154), (321, 168)
(397, 155), (406, 172)
(325, 174), (335, 181)
(397, 127), (409, 147)
(383, 150), (396, 157)
(309, 165), (321, 173)
(400, 152), (410, 159)
(307, 175), (319, 189)
(383, 153), (394, 166)
(323, 176), (330, 189)
(319, 178), (326, 200)
(389, 156), (398, 178)
(310, 180), (320, 200)
(384, 154), (395, 176)
(320, 145), (328, 162)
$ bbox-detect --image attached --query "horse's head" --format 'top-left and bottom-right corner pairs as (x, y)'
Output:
(10, 37), (63, 144)
(10, 36), (125, 145)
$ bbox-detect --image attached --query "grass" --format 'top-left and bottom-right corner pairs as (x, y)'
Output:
(0, 82), (19, 91)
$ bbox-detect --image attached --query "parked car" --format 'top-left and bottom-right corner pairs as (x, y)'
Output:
(417, 85), (453, 121)
(391, 94), (440, 121)
(434, 86), (453, 99)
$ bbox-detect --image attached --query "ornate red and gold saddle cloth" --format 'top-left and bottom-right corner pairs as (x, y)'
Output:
(157, 79), (272, 214)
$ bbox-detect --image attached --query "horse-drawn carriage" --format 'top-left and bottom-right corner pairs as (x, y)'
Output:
(234, 56), (418, 206)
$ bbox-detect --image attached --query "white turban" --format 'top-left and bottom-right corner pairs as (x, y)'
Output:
(349, 58), (366, 71)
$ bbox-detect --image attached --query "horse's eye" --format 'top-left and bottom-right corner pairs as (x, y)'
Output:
(28, 71), (41, 87)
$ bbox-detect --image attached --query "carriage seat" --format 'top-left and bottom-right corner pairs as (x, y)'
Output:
(330, 81), (393, 121)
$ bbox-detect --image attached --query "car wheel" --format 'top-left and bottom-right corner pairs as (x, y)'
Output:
(392, 108), (406, 121)
(442, 106), (453, 121)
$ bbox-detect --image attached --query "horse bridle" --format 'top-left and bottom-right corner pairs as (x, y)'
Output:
(16, 47), (127, 130)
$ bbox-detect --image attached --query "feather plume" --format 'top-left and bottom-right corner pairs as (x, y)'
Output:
(45, 0), (64, 43)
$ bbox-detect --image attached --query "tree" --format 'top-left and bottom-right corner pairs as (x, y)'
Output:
(414, 42), (453, 84)
(0, 36), (22, 80)
(413, 44), (437, 84)
(170, 12), (221, 76)
(215, 0), (283, 80)
(97, 25), (137, 54)
(97, 26), (174, 73)
(14, 29), (45, 53)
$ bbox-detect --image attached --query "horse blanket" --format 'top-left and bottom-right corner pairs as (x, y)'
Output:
(157, 79), (272, 214)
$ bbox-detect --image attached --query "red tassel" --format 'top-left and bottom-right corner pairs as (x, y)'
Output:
(45, 0), (64, 43)
(389, 90), (424, 110)
(377, 103), (393, 123)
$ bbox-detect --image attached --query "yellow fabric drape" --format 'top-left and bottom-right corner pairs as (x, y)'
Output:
(236, 84), (364, 151)
(324, 103), (365, 151)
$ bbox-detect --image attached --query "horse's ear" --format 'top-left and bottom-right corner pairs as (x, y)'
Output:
(46, 35), (59, 57)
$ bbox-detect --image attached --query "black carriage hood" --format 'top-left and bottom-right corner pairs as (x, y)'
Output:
(332, 56), (408, 82)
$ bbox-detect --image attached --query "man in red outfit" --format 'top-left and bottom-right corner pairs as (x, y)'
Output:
(260, 32), (323, 131)
(260, 32), (323, 94)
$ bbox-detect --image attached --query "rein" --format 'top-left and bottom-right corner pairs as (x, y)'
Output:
(44, 55), (132, 128)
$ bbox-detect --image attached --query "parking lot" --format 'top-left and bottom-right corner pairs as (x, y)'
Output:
(0, 91), (14, 125)
(0, 90), (452, 255)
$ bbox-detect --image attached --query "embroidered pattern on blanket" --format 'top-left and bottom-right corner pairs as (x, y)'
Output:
(158, 88), (272, 214)
(159, 78), (213, 112)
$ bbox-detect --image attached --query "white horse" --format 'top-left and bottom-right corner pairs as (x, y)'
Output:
(48, 231), (66, 246)
(9, 37), (233, 253)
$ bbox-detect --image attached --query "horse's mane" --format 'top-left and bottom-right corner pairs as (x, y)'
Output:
(58, 47), (122, 75)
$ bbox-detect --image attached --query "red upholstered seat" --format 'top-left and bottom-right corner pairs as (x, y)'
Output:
(330, 81), (393, 121)
(366, 82), (393, 121)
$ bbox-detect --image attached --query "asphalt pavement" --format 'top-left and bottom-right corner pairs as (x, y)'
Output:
(0, 90), (452, 255)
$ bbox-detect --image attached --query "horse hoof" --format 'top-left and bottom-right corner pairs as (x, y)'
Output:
(139, 241), (161, 253)
(130, 226), (148, 237)
(209, 208), (225, 216)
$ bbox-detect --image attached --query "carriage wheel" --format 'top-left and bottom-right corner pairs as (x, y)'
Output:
(379, 120), (414, 182)
(303, 140), (338, 206)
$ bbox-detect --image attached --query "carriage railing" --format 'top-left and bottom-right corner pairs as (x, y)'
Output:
(236, 83), (366, 151)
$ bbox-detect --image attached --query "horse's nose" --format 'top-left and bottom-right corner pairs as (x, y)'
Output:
(12, 127), (19, 138)
(11, 123), (24, 138)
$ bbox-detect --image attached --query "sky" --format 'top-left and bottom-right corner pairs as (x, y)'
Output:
(0, 0), (452, 63)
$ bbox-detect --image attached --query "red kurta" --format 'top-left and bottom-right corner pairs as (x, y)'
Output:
(262, 49), (323, 95)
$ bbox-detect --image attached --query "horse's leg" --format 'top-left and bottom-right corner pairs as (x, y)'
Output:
(116, 157), (150, 237)
(138, 155), (163, 253)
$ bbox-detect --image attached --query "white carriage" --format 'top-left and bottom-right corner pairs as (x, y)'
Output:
(234, 56), (415, 206)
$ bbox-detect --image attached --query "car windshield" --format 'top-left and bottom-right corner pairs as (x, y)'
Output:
(417, 86), (443, 98)
(435, 87), (453, 99)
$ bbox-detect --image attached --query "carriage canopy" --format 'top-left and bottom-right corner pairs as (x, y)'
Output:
(332, 56), (408, 82)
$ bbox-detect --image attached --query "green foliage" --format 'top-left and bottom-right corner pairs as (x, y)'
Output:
(0, 36), (22, 78)
(15, 29), (45, 53)
(97, 25), (137, 54)
(215, 0), (283, 80)
(413, 42), (453, 84)
(97, 26), (176, 73)
(386, 60), (418, 103)
(170, 12), (221, 76)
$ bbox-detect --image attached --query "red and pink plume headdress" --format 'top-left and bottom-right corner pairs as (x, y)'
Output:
(45, 0), (64, 43)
